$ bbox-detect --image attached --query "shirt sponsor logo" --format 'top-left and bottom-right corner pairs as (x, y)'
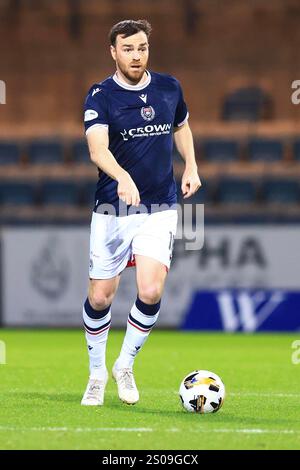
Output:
(84, 109), (98, 122)
(141, 105), (155, 121)
(120, 123), (172, 141)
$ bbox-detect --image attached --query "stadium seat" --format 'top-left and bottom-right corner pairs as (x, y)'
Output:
(202, 139), (239, 162)
(71, 140), (90, 164)
(193, 136), (202, 159)
(222, 86), (273, 121)
(247, 138), (283, 162)
(0, 142), (21, 164)
(0, 181), (36, 205)
(293, 139), (300, 162)
(218, 178), (256, 204)
(176, 178), (209, 205)
(41, 181), (80, 205)
(81, 180), (97, 207)
(262, 179), (299, 204)
(27, 141), (64, 164)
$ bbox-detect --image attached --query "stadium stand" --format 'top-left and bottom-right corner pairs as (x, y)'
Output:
(247, 138), (284, 162)
(222, 86), (273, 122)
(71, 140), (90, 164)
(0, 181), (36, 206)
(0, 0), (300, 224)
(217, 178), (257, 204)
(293, 139), (300, 162)
(41, 181), (80, 206)
(202, 139), (239, 163)
(262, 179), (300, 205)
(81, 180), (97, 207)
(27, 141), (64, 165)
(0, 142), (21, 165)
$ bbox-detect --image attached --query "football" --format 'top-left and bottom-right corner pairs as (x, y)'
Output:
(179, 370), (225, 414)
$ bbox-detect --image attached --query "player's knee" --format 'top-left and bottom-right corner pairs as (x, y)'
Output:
(138, 283), (162, 305)
(88, 290), (112, 311)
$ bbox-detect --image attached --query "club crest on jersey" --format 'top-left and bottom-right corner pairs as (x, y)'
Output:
(141, 105), (155, 122)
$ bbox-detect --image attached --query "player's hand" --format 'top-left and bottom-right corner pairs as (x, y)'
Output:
(181, 167), (201, 199)
(117, 172), (141, 206)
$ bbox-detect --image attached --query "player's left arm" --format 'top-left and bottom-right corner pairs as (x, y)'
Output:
(174, 121), (201, 199)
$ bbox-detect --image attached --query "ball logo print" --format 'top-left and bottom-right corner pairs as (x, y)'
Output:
(179, 370), (225, 414)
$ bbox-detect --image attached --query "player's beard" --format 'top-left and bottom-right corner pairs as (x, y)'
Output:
(117, 60), (147, 85)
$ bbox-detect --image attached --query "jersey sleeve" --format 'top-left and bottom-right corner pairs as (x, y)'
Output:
(83, 86), (109, 135)
(174, 81), (189, 128)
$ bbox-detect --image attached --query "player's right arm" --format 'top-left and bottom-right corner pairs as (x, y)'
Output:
(86, 127), (140, 206)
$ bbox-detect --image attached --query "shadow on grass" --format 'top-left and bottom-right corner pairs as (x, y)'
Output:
(110, 403), (300, 427)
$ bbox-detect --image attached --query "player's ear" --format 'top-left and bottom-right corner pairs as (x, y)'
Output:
(110, 45), (116, 61)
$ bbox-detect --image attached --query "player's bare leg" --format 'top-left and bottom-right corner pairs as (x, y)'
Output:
(81, 276), (120, 406)
(113, 255), (167, 404)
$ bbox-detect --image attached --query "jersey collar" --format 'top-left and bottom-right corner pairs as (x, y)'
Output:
(112, 70), (151, 91)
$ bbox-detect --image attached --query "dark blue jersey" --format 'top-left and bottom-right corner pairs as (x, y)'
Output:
(83, 70), (189, 214)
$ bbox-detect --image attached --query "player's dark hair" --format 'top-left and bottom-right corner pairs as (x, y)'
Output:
(109, 19), (152, 47)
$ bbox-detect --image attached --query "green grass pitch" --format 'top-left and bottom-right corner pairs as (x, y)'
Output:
(0, 329), (299, 450)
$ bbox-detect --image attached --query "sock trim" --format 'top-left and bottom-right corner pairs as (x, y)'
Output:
(128, 313), (156, 331)
(84, 298), (111, 319)
(136, 297), (161, 316)
(127, 317), (153, 333)
(84, 319), (111, 335)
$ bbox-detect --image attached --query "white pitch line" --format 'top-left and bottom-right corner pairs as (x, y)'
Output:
(0, 426), (153, 433)
(230, 392), (300, 398)
(0, 426), (299, 435)
(191, 428), (300, 435)
(167, 428), (300, 435)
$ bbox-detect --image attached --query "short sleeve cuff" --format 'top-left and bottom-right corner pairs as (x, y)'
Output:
(175, 111), (189, 128)
(85, 123), (109, 135)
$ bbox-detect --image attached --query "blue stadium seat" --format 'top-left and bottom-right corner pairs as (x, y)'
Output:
(248, 138), (283, 162)
(82, 180), (97, 206)
(293, 139), (300, 162)
(222, 86), (272, 121)
(218, 178), (256, 204)
(0, 142), (20, 164)
(193, 136), (202, 159)
(202, 139), (239, 162)
(41, 181), (79, 205)
(262, 179), (299, 204)
(0, 181), (36, 205)
(27, 141), (64, 164)
(176, 179), (208, 204)
(71, 140), (90, 164)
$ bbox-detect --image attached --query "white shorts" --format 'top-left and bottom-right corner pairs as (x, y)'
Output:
(89, 209), (178, 279)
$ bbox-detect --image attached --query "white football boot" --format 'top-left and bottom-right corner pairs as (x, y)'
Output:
(81, 370), (108, 406)
(112, 363), (139, 405)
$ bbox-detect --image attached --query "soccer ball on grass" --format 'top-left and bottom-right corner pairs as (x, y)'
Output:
(179, 370), (225, 414)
